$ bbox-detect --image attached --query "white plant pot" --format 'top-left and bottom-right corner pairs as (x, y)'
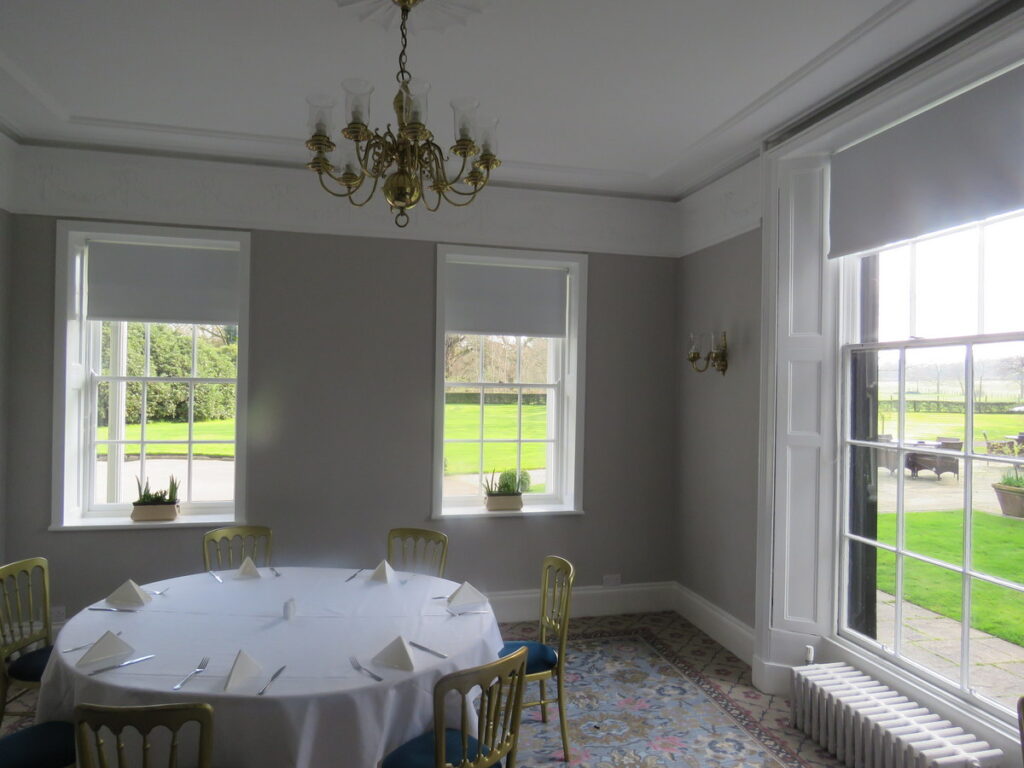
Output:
(485, 494), (523, 512)
(131, 503), (180, 522)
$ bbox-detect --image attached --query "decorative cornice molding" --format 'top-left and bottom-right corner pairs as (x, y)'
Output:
(676, 158), (763, 257)
(9, 142), (682, 258)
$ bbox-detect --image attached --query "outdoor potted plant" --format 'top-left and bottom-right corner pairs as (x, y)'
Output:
(483, 469), (531, 512)
(131, 475), (181, 522)
(991, 469), (1024, 518)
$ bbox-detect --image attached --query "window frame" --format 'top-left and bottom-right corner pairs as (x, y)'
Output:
(836, 217), (1024, 721)
(432, 245), (587, 518)
(51, 221), (250, 530)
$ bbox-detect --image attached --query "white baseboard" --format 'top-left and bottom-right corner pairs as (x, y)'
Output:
(489, 580), (755, 667)
(489, 581), (680, 624)
(667, 582), (755, 665)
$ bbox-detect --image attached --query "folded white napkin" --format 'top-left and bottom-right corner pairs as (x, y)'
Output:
(76, 631), (134, 667)
(283, 598), (297, 620)
(368, 559), (395, 584)
(371, 635), (415, 671)
(234, 556), (261, 580)
(447, 581), (488, 613)
(224, 649), (263, 691)
(106, 579), (152, 608)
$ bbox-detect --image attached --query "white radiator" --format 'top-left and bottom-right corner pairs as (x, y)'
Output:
(792, 663), (1003, 768)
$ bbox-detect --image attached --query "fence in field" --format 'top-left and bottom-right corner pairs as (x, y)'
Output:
(878, 400), (1022, 413)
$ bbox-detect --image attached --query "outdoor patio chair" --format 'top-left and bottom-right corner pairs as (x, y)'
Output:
(983, 431), (1015, 457)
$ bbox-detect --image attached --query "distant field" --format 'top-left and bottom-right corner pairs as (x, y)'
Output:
(96, 420), (234, 457)
(878, 412), (1024, 448)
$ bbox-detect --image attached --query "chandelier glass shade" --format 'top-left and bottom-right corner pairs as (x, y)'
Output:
(305, 0), (500, 227)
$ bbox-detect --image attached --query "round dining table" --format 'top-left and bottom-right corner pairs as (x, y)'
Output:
(37, 566), (503, 768)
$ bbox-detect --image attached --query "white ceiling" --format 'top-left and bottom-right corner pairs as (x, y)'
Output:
(0, 0), (994, 200)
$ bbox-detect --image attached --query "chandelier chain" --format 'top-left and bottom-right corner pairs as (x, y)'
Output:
(396, 8), (411, 84)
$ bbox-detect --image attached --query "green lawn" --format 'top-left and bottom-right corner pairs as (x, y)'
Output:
(875, 510), (1024, 645)
(97, 420), (235, 457)
(887, 412), (1024, 448)
(444, 404), (549, 475)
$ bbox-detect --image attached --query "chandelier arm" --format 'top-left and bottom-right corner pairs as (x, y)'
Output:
(447, 167), (492, 197)
(317, 172), (362, 199)
(439, 187), (482, 207)
(346, 172), (382, 207)
(421, 186), (443, 213)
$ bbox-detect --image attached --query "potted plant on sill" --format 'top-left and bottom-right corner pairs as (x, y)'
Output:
(483, 469), (531, 512)
(131, 475), (181, 522)
(992, 469), (1024, 518)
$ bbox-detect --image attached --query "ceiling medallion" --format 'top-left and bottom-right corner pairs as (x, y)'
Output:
(307, 0), (500, 227)
(333, 0), (490, 32)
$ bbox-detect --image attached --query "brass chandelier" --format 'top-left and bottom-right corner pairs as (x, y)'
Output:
(305, 0), (500, 227)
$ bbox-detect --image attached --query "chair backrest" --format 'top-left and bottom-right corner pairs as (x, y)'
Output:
(202, 526), (272, 570)
(0, 557), (51, 662)
(937, 437), (963, 450)
(538, 555), (574, 664)
(75, 702), (213, 768)
(433, 646), (527, 768)
(387, 528), (449, 578)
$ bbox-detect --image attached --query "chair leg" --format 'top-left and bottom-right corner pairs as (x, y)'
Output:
(556, 673), (570, 762)
(539, 679), (549, 722)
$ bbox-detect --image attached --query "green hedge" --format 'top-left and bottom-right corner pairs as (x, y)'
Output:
(98, 324), (236, 424)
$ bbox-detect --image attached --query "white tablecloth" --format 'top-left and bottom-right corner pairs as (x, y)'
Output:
(38, 567), (503, 768)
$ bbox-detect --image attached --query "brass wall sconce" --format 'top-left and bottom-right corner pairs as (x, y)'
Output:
(687, 331), (728, 375)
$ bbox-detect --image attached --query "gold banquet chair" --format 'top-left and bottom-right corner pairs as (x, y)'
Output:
(75, 702), (214, 768)
(381, 646), (528, 768)
(0, 557), (53, 721)
(202, 525), (273, 570)
(387, 528), (449, 578)
(499, 555), (575, 761)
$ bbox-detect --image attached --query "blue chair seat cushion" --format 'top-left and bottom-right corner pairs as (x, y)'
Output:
(0, 721), (76, 768)
(7, 645), (53, 682)
(499, 640), (558, 675)
(382, 728), (497, 768)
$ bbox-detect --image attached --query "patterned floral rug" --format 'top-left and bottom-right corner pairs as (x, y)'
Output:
(2, 612), (841, 768)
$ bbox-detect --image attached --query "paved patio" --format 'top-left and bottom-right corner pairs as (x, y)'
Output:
(876, 589), (1024, 711)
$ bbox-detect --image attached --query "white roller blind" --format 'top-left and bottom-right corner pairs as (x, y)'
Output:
(444, 261), (568, 337)
(87, 242), (242, 324)
(830, 63), (1024, 259)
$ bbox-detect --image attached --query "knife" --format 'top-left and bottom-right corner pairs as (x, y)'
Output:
(257, 665), (287, 696)
(409, 641), (448, 659)
(344, 568), (364, 583)
(88, 654), (156, 676)
(88, 607), (138, 613)
(208, 570), (224, 583)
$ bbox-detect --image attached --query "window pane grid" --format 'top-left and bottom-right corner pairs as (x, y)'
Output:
(843, 327), (1024, 712)
(443, 334), (559, 501)
(86, 321), (237, 511)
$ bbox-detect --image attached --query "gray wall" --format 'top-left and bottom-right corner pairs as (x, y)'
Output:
(0, 209), (11, 562)
(3, 216), (678, 614)
(674, 228), (763, 627)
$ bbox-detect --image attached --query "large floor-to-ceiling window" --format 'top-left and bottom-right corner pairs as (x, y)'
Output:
(841, 209), (1024, 715)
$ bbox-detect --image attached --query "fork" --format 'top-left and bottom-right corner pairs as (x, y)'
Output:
(172, 656), (209, 690)
(349, 655), (382, 682)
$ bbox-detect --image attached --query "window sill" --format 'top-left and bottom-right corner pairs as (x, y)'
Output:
(436, 504), (584, 519)
(50, 513), (236, 532)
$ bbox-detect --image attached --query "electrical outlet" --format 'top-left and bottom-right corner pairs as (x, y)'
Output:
(602, 573), (622, 587)
(51, 605), (67, 624)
